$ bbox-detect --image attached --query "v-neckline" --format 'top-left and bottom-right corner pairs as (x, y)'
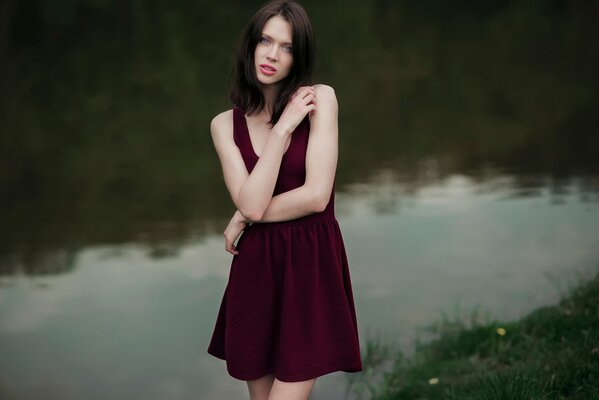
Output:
(240, 109), (295, 159)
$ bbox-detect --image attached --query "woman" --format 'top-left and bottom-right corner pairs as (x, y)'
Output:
(207, 1), (362, 399)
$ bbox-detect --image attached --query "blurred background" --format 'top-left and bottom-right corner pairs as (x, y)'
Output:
(1, 0), (598, 399)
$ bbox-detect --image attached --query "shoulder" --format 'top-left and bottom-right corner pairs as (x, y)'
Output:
(210, 109), (234, 141)
(308, 85), (339, 127)
(313, 84), (338, 114)
(314, 84), (337, 103)
(210, 109), (234, 132)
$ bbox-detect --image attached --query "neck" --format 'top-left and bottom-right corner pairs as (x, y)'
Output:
(261, 84), (280, 121)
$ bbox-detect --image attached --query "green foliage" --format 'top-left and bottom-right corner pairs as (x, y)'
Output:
(446, 371), (555, 400)
(350, 272), (599, 400)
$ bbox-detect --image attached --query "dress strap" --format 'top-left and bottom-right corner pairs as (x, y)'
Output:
(232, 107), (250, 153)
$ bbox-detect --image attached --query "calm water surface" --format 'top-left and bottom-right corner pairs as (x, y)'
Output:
(1, 171), (598, 399)
(1, 1), (598, 399)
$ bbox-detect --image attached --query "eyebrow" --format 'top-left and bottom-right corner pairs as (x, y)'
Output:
(260, 34), (292, 46)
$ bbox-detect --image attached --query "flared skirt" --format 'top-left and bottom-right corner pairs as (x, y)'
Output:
(207, 214), (363, 382)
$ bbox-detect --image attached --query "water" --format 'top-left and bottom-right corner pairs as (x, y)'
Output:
(1, 171), (597, 399)
(1, 1), (599, 399)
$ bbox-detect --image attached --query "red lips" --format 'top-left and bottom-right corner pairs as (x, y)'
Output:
(260, 64), (277, 72)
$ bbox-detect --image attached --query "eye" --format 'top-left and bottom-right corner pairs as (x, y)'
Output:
(259, 36), (270, 45)
(283, 45), (293, 53)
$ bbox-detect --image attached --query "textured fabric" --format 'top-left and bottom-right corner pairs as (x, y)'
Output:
(207, 106), (363, 382)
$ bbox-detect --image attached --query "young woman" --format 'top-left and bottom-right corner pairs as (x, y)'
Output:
(207, 1), (362, 399)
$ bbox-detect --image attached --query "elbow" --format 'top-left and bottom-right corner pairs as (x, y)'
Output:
(239, 208), (264, 223)
(311, 191), (330, 213)
(235, 194), (265, 222)
(314, 199), (328, 213)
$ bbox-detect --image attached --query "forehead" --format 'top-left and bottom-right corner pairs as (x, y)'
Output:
(262, 15), (292, 43)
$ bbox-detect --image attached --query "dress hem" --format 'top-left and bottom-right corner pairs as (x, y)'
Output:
(207, 349), (363, 382)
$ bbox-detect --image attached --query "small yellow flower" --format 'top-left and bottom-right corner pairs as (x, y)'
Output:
(428, 377), (439, 385)
(496, 328), (506, 336)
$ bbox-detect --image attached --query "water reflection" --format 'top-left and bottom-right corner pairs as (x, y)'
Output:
(1, 0), (599, 276)
(1, 0), (599, 399)
(1, 171), (598, 400)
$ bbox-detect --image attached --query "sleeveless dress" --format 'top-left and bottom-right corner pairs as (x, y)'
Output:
(207, 106), (363, 382)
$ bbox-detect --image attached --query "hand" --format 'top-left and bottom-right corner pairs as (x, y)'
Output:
(274, 86), (317, 135)
(223, 210), (249, 255)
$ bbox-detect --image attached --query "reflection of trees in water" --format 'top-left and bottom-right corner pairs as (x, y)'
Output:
(335, 0), (599, 182)
(1, 0), (598, 275)
(1, 246), (77, 276)
(341, 164), (599, 219)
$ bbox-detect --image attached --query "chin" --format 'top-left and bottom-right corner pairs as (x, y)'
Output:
(256, 68), (287, 85)
(257, 76), (280, 86)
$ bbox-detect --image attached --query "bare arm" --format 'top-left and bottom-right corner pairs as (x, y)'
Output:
(211, 86), (316, 222)
(234, 124), (289, 220)
(257, 84), (339, 222)
(222, 85), (338, 254)
(222, 85), (337, 225)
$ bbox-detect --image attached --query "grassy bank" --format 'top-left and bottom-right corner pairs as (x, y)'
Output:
(351, 273), (599, 399)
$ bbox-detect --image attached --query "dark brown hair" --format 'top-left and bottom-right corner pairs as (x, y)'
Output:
(229, 0), (315, 125)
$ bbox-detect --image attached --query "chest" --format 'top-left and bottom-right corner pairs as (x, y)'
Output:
(245, 117), (292, 157)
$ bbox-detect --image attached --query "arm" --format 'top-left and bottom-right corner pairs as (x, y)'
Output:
(252, 84), (339, 223)
(210, 112), (289, 222)
(211, 87), (316, 222)
(221, 86), (338, 253)
(224, 185), (316, 255)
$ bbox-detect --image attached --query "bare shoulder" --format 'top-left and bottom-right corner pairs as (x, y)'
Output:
(210, 109), (234, 144)
(308, 84), (339, 133)
(314, 84), (337, 106)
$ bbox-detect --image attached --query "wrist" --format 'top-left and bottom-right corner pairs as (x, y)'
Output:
(272, 124), (292, 136)
(235, 210), (250, 223)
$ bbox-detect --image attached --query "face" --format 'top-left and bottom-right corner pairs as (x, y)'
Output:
(254, 15), (294, 85)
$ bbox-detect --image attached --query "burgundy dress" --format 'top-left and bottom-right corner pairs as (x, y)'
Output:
(207, 106), (363, 382)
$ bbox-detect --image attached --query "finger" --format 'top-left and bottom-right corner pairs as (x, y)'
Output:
(300, 90), (315, 99)
(296, 86), (315, 98)
(225, 239), (239, 255)
(301, 86), (315, 95)
(294, 86), (311, 96)
(299, 92), (316, 105)
(301, 91), (315, 101)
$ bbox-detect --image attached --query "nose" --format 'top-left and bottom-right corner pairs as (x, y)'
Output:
(266, 45), (278, 61)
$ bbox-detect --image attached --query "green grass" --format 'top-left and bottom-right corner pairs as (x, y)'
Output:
(349, 272), (599, 400)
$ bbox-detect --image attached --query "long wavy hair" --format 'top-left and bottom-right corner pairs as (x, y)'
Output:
(229, 0), (315, 125)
